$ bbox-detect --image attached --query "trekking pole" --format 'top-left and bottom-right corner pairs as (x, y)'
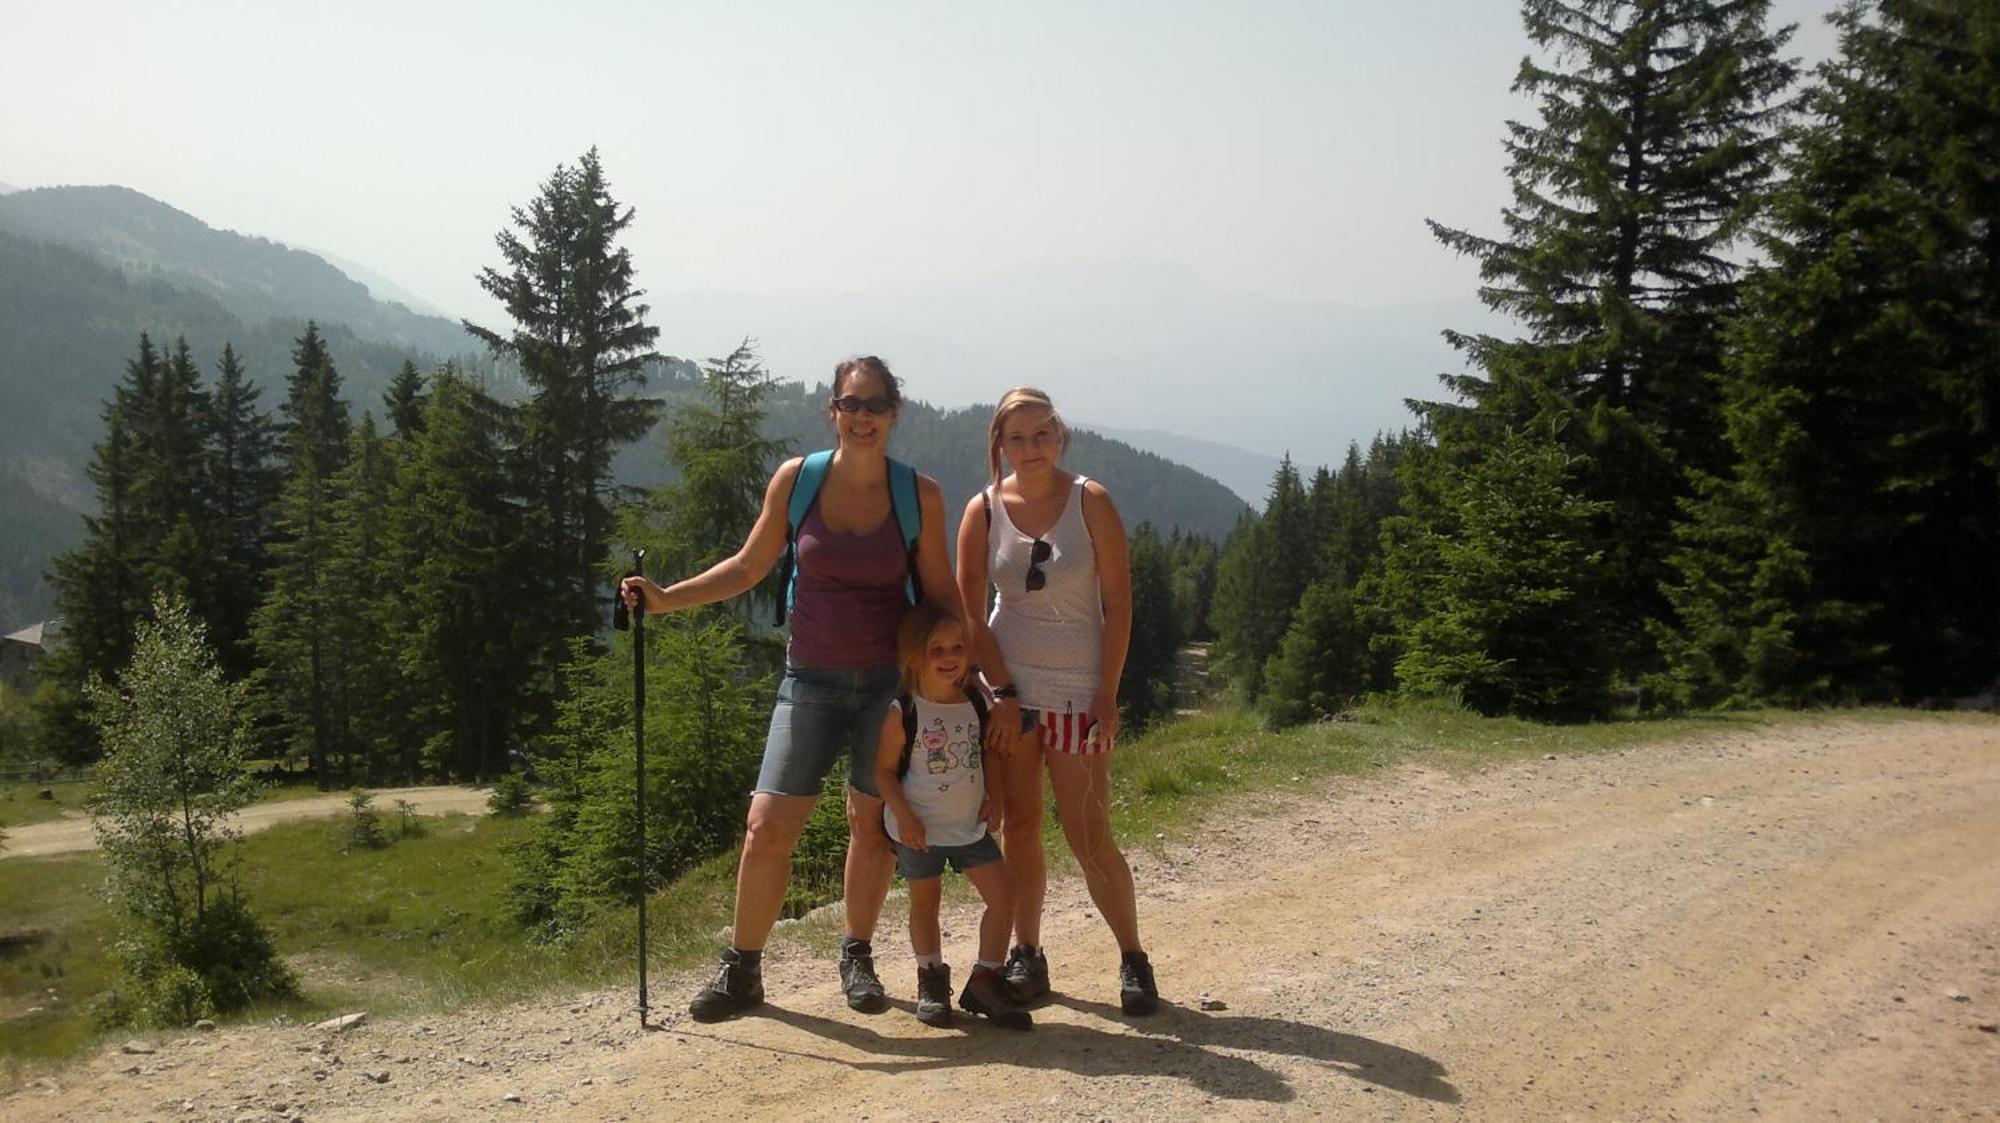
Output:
(614, 548), (650, 1027)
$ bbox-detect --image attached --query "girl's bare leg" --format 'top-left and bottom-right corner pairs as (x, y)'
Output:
(963, 860), (1020, 965)
(906, 876), (944, 959)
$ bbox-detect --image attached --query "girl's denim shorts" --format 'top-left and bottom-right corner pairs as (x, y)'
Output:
(754, 661), (900, 798)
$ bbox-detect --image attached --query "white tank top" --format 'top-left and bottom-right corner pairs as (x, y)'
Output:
(883, 695), (988, 848)
(987, 475), (1102, 714)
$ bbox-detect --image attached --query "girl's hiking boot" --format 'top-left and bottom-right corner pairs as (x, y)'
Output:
(959, 964), (1033, 1030)
(839, 937), (888, 1013)
(688, 949), (763, 1023)
(915, 964), (954, 1027)
(1119, 950), (1159, 1016)
(1003, 944), (1050, 1003)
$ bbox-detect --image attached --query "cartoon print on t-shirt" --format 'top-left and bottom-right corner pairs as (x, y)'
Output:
(923, 718), (951, 775)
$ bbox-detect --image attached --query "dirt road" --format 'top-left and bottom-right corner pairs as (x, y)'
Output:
(1, 787), (493, 859)
(7, 718), (1997, 1121)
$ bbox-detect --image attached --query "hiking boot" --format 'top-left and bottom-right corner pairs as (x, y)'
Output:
(915, 963), (954, 1027)
(839, 938), (888, 1014)
(1004, 944), (1050, 1003)
(959, 964), (1033, 1030)
(688, 949), (763, 1023)
(1119, 950), (1159, 1016)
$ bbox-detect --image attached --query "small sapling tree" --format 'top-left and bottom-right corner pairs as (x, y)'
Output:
(88, 593), (296, 1025)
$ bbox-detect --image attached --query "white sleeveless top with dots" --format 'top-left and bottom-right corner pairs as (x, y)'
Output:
(987, 475), (1102, 715)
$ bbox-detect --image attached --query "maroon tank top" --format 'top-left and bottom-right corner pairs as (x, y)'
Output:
(788, 505), (907, 667)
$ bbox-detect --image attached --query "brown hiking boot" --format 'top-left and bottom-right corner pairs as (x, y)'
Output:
(958, 964), (1032, 1030)
(915, 963), (953, 1027)
(688, 949), (763, 1023)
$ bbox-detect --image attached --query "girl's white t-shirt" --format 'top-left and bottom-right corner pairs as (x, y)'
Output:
(883, 694), (988, 848)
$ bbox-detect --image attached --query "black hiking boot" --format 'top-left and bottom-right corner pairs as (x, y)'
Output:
(688, 948), (763, 1023)
(1003, 943), (1050, 1004)
(915, 963), (954, 1027)
(839, 937), (888, 1014)
(959, 964), (1033, 1030)
(1119, 950), (1159, 1016)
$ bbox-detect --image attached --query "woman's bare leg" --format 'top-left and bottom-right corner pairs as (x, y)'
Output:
(995, 726), (1047, 946)
(1047, 751), (1141, 952)
(731, 792), (818, 951)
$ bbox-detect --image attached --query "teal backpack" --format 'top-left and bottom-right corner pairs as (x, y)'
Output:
(775, 450), (923, 625)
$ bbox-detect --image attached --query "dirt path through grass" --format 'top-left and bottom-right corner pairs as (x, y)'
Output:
(0, 787), (491, 859)
(7, 718), (1998, 1120)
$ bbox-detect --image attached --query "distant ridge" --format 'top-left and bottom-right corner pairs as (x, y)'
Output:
(1080, 423), (1280, 506)
(0, 185), (476, 358)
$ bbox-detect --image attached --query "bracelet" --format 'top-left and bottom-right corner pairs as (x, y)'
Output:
(990, 684), (1020, 700)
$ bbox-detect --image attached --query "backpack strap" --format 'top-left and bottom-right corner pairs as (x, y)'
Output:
(887, 457), (923, 606)
(775, 450), (835, 626)
(896, 691), (918, 780)
(968, 687), (990, 749)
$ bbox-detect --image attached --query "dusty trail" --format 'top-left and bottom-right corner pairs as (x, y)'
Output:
(1, 787), (493, 859)
(6, 718), (1997, 1121)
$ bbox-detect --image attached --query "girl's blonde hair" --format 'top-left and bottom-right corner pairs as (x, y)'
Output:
(986, 386), (1070, 486)
(896, 603), (966, 693)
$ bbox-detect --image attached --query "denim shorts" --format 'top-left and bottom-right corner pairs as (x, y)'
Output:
(754, 662), (900, 798)
(894, 832), (1004, 880)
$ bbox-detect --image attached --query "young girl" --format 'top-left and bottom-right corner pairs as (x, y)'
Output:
(874, 604), (1032, 1030)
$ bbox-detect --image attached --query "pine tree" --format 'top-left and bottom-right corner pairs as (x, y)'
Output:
(1423, 0), (1797, 669)
(1655, 0), (2000, 703)
(41, 336), (165, 762)
(250, 323), (352, 783)
(467, 148), (663, 650)
(627, 339), (789, 620)
(1210, 458), (1312, 697)
(1262, 579), (1369, 727)
(322, 416), (402, 782)
(383, 360), (429, 441)
(201, 343), (281, 676)
(384, 370), (531, 781)
(1378, 423), (1613, 718)
(1121, 522), (1183, 731)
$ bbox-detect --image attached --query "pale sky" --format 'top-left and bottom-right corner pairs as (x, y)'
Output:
(2, 0), (1844, 465)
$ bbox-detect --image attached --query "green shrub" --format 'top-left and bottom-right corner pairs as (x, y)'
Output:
(488, 772), (534, 817)
(345, 789), (384, 850)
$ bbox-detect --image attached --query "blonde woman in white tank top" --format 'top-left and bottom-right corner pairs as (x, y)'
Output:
(953, 387), (1159, 1015)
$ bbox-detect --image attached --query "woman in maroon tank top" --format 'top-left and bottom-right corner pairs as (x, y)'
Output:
(628, 353), (964, 1019)
(622, 357), (958, 1022)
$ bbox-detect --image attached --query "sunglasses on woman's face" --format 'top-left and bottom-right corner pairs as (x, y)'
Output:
(831, 395), (896, 415)
(1025, 538), (1053, 592)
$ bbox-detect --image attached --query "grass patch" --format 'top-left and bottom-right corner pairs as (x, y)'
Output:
(0, 780), (96, 828)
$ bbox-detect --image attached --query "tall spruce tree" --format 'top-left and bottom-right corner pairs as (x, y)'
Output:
(1210, 458), (1312, 697)
(385, 370), (531, 781)
(201, 343), (281, 676)
(466, 148), (663, 653)
(1421, 0), (1797, 671)
(250, 323), (352, 782)
(1655, 0), (2000, 705)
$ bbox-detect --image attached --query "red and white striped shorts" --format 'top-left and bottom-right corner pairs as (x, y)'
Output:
(1026, 709), (1109, 755)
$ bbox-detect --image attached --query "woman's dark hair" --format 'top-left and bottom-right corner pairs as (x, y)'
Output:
(831, 355), (902, 409)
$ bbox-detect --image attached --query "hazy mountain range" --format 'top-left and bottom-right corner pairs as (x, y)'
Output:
(0, 182), (1265, 628)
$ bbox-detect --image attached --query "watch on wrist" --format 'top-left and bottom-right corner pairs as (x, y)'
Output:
(991, 684), (1020, 700)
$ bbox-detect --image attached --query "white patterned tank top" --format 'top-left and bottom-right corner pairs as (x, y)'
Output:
(986, 475), (1102, 715)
